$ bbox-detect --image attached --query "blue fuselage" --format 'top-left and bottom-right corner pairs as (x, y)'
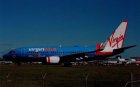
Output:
(3, 46), (98, 62)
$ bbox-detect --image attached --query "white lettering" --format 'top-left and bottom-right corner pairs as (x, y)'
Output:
(29, 48), (44, 52)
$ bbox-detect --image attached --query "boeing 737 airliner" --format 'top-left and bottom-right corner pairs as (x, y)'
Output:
(3, 20), (136, 65)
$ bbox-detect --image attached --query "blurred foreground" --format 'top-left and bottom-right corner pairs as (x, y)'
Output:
(0, 64), (140, 87)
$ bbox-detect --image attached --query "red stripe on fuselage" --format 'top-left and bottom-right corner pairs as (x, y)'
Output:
(96, 43), (112, 55)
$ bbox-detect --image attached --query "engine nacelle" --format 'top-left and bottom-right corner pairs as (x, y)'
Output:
(46, 56), (60, 64)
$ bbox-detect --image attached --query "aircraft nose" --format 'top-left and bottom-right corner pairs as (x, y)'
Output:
(3, 54), (11, 60)
(3, 54), (7, 59)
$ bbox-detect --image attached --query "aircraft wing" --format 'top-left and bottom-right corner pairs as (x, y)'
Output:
(60, 49), (103, 62)
(113, 45), (136, 54)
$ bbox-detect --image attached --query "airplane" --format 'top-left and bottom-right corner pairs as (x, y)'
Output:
(2, 20), (136, 65)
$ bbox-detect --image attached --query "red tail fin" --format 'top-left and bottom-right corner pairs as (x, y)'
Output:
(97, 20), (128, 53)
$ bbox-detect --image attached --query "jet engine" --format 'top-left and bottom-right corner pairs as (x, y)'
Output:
(46, 56), (60, 63)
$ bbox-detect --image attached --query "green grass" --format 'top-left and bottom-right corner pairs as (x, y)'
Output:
(0, 64), (140, 87)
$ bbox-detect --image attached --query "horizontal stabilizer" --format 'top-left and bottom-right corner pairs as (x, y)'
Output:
(113, 45), (136, 54)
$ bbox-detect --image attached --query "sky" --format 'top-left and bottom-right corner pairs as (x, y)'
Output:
(0, 0), (139, 57)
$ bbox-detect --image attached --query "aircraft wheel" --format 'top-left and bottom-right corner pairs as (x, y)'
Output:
(116, 55), (121, 59)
